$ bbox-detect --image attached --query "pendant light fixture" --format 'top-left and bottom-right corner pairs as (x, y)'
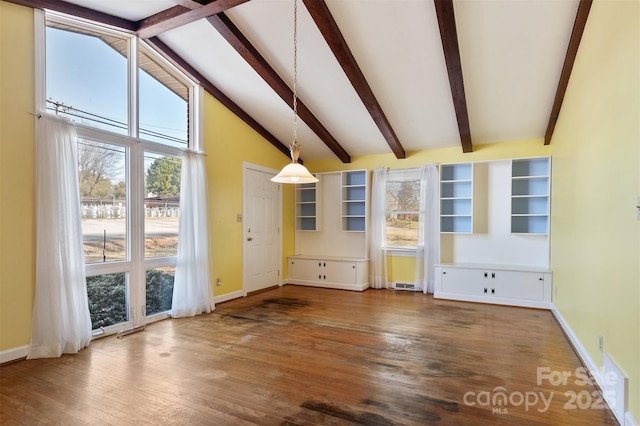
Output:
(271, 0), (319, 184)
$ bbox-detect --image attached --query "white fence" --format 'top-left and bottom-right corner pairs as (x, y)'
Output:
(81, 203), (179, 219)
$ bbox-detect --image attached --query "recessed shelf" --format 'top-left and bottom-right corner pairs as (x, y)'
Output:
(295, 178), (319, 231)
(440, 163), (476, 234)
(341, 170), (368, 232)
(511, 158), (550, 235)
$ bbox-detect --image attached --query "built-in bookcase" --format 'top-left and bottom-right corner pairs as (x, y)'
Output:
(342, 170), (367, 232)
(439, 157), (549, 270)
(440, 163), (473, 233)
(291, 170), (369, 290)
(295, 179), (320, 231)
(511, 157), (550, 234)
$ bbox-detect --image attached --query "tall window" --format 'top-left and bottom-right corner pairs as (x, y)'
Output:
(44, 15), (196, 335)
(386, 169), (422, 249)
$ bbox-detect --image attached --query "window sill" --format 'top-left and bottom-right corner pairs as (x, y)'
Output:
(386, 247), (417, 257)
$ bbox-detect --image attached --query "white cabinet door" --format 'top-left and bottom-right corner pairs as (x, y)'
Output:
(492, 270), (545, 301)
(289, 258), (320, 282)
(324, 261), (357, 284)
(440, 267), (484, 296)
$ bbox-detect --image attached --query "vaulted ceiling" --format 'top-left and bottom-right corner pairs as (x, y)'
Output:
(8, 0), (592, 163)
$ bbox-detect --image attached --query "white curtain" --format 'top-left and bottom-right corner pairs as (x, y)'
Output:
(370, 167), (389, 289)
(172, 150), (214, 317)
(28, 114), (92, 359)
(415, 164), (440, 294)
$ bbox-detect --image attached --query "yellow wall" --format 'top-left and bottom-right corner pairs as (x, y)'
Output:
(203, 94), (295, 296)
(549, 0), (639, 420)
(0, 2), (36, 351)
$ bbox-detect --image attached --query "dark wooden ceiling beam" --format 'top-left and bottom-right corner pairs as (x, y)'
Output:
(207, 13), (351, 163)
(145, 37), (294, 161)
(434, 0), (473, 153)
(3, 0), (137, 31)
(544, 0), (593, 145)
(303, 0), (406, 160)
(171, 0), (208, 10)
(136, 0), (250, 39)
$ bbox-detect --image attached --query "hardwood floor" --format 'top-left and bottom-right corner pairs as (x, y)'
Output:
(0, 286), (618, 425)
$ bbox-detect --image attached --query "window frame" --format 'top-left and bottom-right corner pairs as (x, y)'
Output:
(385, 168), (422, 254)
(36, 10), (201, 336)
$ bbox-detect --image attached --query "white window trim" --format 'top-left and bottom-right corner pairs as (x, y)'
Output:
(385, 167), (422, 251)
(36, 12), (200, 335)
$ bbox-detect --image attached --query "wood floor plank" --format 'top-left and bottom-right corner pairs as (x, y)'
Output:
(0, 286), (619, 425)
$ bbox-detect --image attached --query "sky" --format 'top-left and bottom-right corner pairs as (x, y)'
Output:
(45, 26), (188, 147)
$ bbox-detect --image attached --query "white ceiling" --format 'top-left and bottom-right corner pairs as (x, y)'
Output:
(62, 0), (580, 162)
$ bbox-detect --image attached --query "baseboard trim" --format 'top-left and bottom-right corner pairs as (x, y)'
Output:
(283, 280), (369, 292)
(434, 291), (552, 310)
(0, 345), (29, 364)
(551, 307), (636, 426)
(213, 290), (244, 304)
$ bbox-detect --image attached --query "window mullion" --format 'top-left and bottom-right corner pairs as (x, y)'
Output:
(129, 36), (138, 139)
(129, 143), (146, 326)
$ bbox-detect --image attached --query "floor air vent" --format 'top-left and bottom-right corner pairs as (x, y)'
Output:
(393, 282), (418, 291)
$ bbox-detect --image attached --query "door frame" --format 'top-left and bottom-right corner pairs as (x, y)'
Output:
(242, 162), (283, 296)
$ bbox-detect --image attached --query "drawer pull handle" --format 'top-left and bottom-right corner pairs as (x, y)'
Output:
(483, 288), (488, 294)
(491, 288), (495, 294)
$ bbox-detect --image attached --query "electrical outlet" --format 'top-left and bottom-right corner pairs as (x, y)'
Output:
(599, 335), (604, 353)
(216, 277), (222, 286)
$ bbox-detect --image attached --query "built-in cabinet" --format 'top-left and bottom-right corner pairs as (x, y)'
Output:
(434, 264), (552, 309)
(437, 156), (552, 308)
(288, 256), (369, 291)
(289, 170), (369, 291)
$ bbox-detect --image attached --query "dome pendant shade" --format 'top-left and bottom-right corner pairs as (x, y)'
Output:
(271, 162), (318, 184)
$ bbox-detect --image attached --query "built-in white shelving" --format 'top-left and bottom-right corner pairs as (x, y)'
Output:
(440, 163), (473, 233)
(511, 157), (550, 234)
(295, 179), (320, 231)
(341, 170), (367, 232)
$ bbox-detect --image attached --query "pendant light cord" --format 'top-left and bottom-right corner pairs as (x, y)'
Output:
(292, 0), (298, 147)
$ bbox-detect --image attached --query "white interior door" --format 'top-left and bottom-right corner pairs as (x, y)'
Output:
(244, 165), (281, 294)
